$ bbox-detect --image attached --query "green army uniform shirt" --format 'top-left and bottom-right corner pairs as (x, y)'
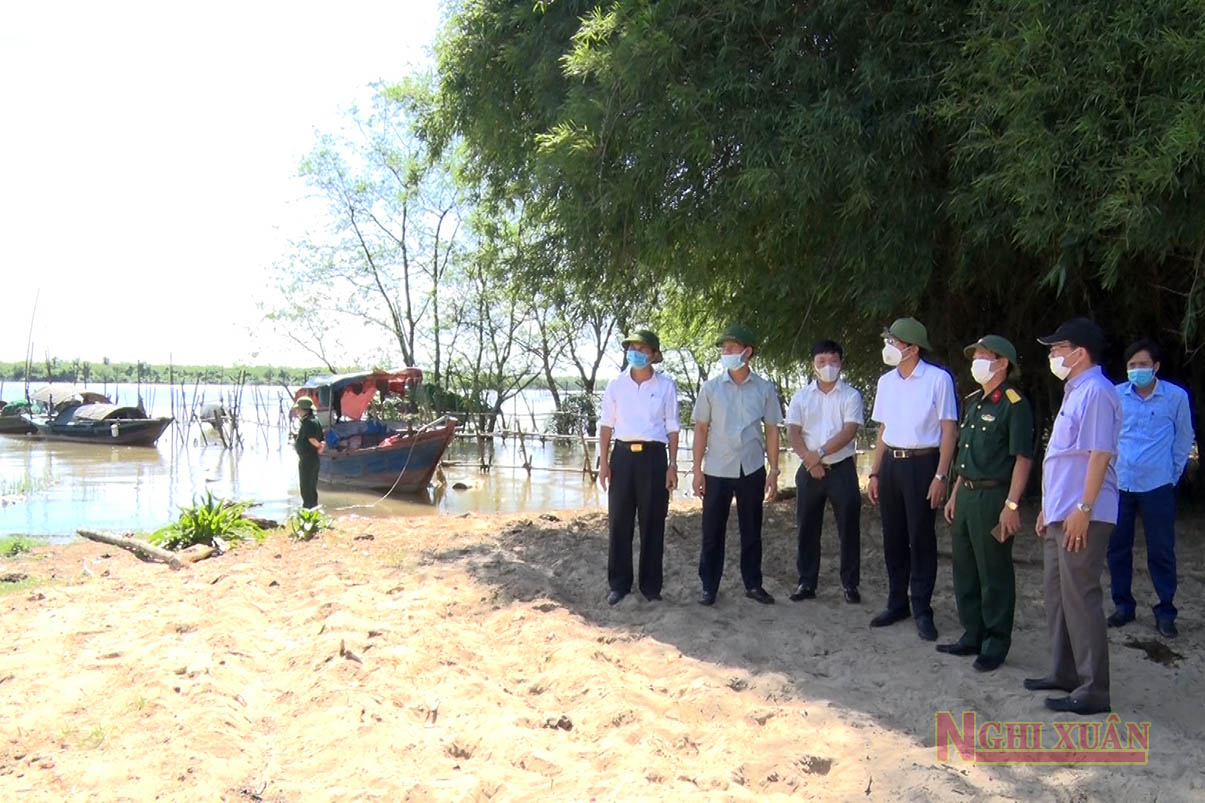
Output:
(295, 414), (324, 458)
(952, 383), (1035, 482)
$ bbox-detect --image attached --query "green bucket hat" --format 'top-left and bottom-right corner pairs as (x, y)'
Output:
(963, 334), (1021, 377)
(882, 317), (932, 351)
(714, 324), (758, 349)
(621, 329), (663, 363)
(621, 328), (661, 353)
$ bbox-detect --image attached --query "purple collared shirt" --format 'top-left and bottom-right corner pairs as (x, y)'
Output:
(1042, 365), (1122, 523)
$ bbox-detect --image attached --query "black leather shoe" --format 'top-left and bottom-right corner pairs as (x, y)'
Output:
(1106, 611), (1135, 628)
(870, 608), (910, 628)
(843, 588), (861, 604)
(745, 587), (775, 605)
(789, 584), (816, 601)
(1045, 696), (1111, 716)
(916, 615), (938, 642)
(936, 642), (978, 656)
(607, 590), (626, 606)
(1023, 677), (1075, 692)
(973, 655), (1005, 672)
(643, 592), (662, 602)
(698, 591), (716, 606)
(1156, 619), (1178, 638)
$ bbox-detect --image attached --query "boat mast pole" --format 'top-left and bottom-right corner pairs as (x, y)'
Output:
(23, 289), (39, 402)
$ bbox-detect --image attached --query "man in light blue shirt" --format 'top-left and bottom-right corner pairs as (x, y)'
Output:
(692, 325), (783, 606)
(1107, 339), (1196, 638)
(1027, 318), (1120, 716)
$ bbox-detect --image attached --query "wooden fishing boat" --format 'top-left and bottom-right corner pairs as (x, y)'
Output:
(294, 369), (457, 494)
(0, 401), (39, 436)
(33, 402), (173, 447)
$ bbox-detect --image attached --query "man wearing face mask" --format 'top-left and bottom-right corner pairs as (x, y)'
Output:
(692, 325), (783, 606)
(867, 317), (958, 641)
(598, 330), (681, 606)
(786, 340), (865, 603)
(940, 336), (1034, 672)
(1026, 317), (1120, 715)
(1107, 339), (1195, 638)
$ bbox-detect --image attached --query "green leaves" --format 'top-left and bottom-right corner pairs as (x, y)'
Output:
(149, 492), (265, 552)
(287, 506), (334, 542)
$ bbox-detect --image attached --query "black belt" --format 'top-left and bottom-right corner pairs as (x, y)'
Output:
(805, 456), (854, 472)
(614, 440), (666, 453)
(962, 478), (1006, 490)
(885, 446), (939, 459)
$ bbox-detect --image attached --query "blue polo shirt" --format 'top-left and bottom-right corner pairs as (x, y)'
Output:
(1115, 378), (1195, 493)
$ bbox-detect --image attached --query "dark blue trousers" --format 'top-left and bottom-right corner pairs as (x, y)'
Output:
(1107, 485), (1178, 623)
(607, 443), (669, 597)
(699, 468), (766, 593)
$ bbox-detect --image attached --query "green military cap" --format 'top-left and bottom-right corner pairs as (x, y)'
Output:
(622, 328), (665, 363)
(963, 334), (1021, 376)
(714, 324), (758, 349)
(882, 317), (932, 351)
(294, 396), (315, 410)
(621, 328), (661, 353)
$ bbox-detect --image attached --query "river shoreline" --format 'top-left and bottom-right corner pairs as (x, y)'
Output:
(1, 502), (1201, 799)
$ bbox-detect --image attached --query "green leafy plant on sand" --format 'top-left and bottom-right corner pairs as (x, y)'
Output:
(0, 536), (34, 557)
(288, 506), (333, 541)
(149, 492), (265, 551)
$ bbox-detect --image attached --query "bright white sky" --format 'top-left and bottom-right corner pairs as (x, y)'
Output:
(0, 0), (443, 367)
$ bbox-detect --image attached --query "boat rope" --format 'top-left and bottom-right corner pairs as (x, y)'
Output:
(330, 416), (452, 511)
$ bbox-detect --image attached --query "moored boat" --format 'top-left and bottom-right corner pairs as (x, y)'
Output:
(33, 402), (174, 447)
(0, 400), (40, 436)
(294, 369), (457, 494)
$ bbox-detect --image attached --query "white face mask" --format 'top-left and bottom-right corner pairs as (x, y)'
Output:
(1048, 349), (1081, 381)
(720, 350), (747, 372)
(816, 364), (840, 383)
(882, 343), (903, 367)
(971, 358), (997, 385)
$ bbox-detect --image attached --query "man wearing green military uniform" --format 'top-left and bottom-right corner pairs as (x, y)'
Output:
(939, 335), (1035, 672)
(294, 397), (326, 509)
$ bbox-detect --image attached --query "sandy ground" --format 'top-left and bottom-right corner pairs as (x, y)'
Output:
(1, 497), (1203, 801)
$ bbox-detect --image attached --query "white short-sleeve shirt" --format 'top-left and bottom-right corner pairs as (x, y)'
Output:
(870, 360), (957, 448)
(600, 369), (680, 443)
(785, 379), (864, 464)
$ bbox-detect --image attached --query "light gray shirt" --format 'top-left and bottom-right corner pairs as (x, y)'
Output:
(692, 370), (783, 478)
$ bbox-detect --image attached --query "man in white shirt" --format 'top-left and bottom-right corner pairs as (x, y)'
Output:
(598, 329), (681, 605)
(692, 325), (783, 606)
(786, 340), (864, 604)
(867, 317), (959, 641)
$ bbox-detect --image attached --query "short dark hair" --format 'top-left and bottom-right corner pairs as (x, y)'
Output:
(1124, 338), (1161, 364)
(811, 339), (843, 360)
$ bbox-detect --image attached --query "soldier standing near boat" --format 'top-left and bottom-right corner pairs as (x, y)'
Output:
(294, 397), (325, 509)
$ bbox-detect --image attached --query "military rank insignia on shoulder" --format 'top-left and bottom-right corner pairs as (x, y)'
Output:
(1005, 388), (1022, 404)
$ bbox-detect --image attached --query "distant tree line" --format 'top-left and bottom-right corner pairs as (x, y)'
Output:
(0, 359), (324, 386)
(0, 357), (591, 397)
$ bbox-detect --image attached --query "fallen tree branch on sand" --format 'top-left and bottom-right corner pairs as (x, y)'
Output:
(77, 530), (184, 570)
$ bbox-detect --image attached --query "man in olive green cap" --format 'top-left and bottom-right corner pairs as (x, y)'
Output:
(939, 335), (1035, 671)
(868, 317), (958, 640)
(692, 324), (783, 606)
(599, 329), (681, 605)
(293, 396), (326, 509)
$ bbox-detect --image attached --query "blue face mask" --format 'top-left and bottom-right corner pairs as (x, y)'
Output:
(626, 349), (650, 369)
(1128, 368), (1155, 388)
(720, 351), (746, 371)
